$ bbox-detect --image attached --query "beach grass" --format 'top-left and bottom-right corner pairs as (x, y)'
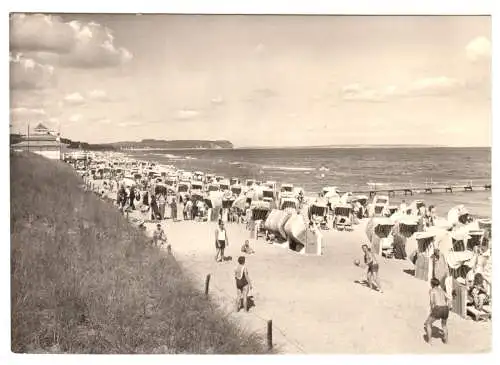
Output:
(10, 152), (269, 354)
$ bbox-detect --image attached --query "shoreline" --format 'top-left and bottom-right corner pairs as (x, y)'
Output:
(71, 150), (492, 353)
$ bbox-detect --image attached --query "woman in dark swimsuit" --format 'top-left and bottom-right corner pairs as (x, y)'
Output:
(235, 256), (252, 312)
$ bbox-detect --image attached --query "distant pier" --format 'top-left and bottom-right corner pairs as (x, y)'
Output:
(341, 183), (491, 198)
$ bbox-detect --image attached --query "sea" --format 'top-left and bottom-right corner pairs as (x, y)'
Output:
(125, 147), (491, 219)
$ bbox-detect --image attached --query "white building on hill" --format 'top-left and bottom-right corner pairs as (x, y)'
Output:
(11, 123), (62, 160)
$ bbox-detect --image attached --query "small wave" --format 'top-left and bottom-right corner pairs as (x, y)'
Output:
(262, 165), (315, 172)
(366, 182), (392, 186)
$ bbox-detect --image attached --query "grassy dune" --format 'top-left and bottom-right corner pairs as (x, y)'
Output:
(10, 152), (268, 354)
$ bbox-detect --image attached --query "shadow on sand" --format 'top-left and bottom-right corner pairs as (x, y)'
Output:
(354, 280), (380, 292)
(403, 269), (415, 277)
(237, 296), (256, 312)
(423, 325), (447, 344)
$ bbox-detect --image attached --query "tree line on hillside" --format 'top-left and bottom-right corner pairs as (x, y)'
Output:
(10, 134), (233, 150)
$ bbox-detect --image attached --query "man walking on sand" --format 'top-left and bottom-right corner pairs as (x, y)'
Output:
(360, 244), (383, 293)
(215, 219), (229, 262)
(424, 277), (451, 344)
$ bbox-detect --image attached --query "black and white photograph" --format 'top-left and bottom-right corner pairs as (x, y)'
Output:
(7, 1), (495, 359)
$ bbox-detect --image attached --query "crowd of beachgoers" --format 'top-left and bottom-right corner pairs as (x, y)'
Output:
(66, 150), (492, 336)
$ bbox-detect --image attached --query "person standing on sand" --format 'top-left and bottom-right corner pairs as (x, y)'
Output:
(215, 220), (229, 262)
(235, 256), (253, 312)
(152, 223), (167, 247)
(157, 193), (166, 220)
(424, 277), (450, 344)
(359, 244), (383, 293)
(171, 198), (178, 222)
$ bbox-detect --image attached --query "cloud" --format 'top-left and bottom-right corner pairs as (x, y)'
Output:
(95, 118), (112, 124)
(88, 89), (109, 101)
(64, 92), (86, 105)
(69, 114), (83, 123)
(10, 52), (55, 90)
(118, 121), (142, 127)
(253, 88), (277, 99)
(211, 96), (224, 105)
(244, 88), (278, 103)
(10, 14), (133, 69)
(341, 83), (394, 102)
(254, 43), (265, 54)
(341, 76), (463, 102)
(175, 109), (200, 120)
(10, 107), (47, 118)
(466, 36), (491, 63)
(10, 14), (75, 53)
(10, 107), (52, 132)
(407, 76), (463, 97)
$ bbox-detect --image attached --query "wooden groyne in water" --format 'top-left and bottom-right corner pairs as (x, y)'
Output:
(340, 183), (491, 198)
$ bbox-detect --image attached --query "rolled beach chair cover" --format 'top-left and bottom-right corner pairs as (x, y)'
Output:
(284, 213), (308, 251)
(263, 209), (292, 240)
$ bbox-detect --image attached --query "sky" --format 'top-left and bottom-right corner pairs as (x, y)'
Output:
(9, 14), (492, 147)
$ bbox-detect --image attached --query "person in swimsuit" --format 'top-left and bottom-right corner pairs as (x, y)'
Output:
(468, 272), (490, 311)
(235, 256), (252, 312)
(361, 244), (383, 293)
(214, 220), (229, 262)
(152, 223), (167, 247)
(241, 239), (255, 255)
(424, 277), (450, 344)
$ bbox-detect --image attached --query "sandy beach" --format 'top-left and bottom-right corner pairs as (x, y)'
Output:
(136, 214), (491, 354)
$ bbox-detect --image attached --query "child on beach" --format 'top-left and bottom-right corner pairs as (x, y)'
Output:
(241, 240), (255, 255)
(468, 272), (490, 311)
(235, 256), (253, 312)
(357, 244), (383, 293)
(214, 220), (229, 262)
(424, 277), (450, 344)
(152, 223), (167, 247)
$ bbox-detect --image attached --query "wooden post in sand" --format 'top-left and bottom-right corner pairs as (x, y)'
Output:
(204, 274), (211, 296)
(267, 320), (273, 350)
